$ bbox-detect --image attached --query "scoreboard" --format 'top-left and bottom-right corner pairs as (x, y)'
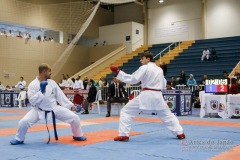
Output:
(205, 79), (228, 93)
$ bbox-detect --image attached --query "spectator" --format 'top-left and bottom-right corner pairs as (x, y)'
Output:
(166, 81), (173, 90)
(98, 76), (106, 87)
(178, 70), (186, 85)
(229, 78), (238, 94)
(5, 85), (12, 90)
(102, 41), (106, 46)
(37, 35), (41, 42)
(16, 32), (23, 38)
(73, 76), (84, 89)
(223, 71), (230, 85)
(0, 81), (5, 90)
(170, 76), (176, 88)
(200, 74), (208, 85)
(83, 76), (89, 90)
(184, 85), (190, 90)
(81, 79), (97, 114)
(211, 48), (218, 61)
(14, 76), (26, 90)
(187, 74), (197, 86)
(160, 62), (167, 76)
(201, 48), (210, 61)
(7, 30), (14, 37)
(66, 74), (74, 88)
(193, 85), (201, 108)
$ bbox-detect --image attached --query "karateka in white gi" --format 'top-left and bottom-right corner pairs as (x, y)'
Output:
(201, 48), (210, 61)
(14, 76), (26, 90)
(10, 63), (86, 145)
(73, 76), (84, 89)
(111, 51), (185, 141)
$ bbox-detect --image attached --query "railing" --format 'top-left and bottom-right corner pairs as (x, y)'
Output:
(71, 44), (126, 79)
(229, 61), (240, 77)
(153, 41), (181, 62)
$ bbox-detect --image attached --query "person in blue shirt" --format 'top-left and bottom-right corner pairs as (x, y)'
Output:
(187, 74), (197, 86)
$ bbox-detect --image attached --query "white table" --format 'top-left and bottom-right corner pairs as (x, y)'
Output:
(200, 93), (227, 118)
(227, 94), (240, 118)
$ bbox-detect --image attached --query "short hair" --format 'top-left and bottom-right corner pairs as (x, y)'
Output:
(223, 71), (227, 74)
(20, 76), (23, 79)
(141, 51), (153, 61)
(89, 79), (94, 84)
(38, 63), (50, 73)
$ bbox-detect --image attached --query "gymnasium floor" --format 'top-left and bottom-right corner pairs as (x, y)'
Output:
(1, 105), (240, 160)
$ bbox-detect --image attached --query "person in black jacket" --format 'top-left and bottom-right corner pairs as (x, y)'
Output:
(106, 76), (129, 117)
(178, 70), (186, 85)
(82, 79), (97, 114)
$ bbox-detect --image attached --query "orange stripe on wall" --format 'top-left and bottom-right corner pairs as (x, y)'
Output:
(48, 130), (143, 146)
(0, 109), (28, 114)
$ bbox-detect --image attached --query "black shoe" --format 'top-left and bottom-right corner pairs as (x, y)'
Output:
(106, 113), (110, 117)
(81, 111), (89, 114)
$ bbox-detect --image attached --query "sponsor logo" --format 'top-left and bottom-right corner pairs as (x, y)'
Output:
(164, 95), (176, 111)
(218, 103), (225, 112)
(210, 100), (218, 110)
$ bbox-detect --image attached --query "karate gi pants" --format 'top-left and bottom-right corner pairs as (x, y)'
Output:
(118, 96), (183, 136)
(15, 106), (83, 141)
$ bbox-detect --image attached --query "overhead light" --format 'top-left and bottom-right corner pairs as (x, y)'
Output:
(159, 0), (164, 3)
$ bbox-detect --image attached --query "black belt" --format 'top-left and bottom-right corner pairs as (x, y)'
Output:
(40, 108), (58, 144)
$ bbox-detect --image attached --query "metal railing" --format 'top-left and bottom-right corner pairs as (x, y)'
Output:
(153, 41), (181, 62)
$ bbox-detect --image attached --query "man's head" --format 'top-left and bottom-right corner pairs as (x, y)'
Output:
(203, 74), (207, 79)
(113, 76), (119, 83)
(223, 71), (228, 78)
(38, 63), (52, 80)
(88, 79), (94, 86)
(140, 51), (153, 65)
(20, 76), (24, 81)
(166, 82), (172, 90)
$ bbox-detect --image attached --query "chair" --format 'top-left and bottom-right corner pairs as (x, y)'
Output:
(91, 90), (102, 114)
(15, 91), (27, 108)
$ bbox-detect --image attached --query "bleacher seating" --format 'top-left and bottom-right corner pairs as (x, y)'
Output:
(106, 43), (172, 82)
(166, 36), (240, 83)
(106, 36), (240, 85)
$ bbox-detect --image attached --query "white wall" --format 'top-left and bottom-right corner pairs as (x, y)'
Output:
(99, 22), (143, 53)
(206, 0), (240, 38)
(148, 0), (202, 44)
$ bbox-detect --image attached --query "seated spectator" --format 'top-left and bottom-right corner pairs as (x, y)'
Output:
(37, 35), (41, 42)
(229, 78), (238, 94)
(170, 76), (176, 88)
(16, 32), (23, 38)
(187, 74), (197, 86)
(81, 79), (97, 114)
(184, 85), (190, 90)
(73, 76), (84, 89)
(201, 48), (210, 61)
(5, 85), (12, 90)
(0, 81), (5, 90)
(165, 81), (173, 90)
(223, 71), (230, 85)
(7, 30), (14, 37)
(210, 48), (218, 61)
(200, 74), (208, 85)
(193, 85), (201, 108)
(178, 70), (186, 85)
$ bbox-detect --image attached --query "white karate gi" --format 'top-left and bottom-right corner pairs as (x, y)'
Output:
(201, 50), (210, 61)
(116, 62), (183, 136)
(14, 77), (83, 141)
(66, 78), (74, 88)
(15, 80), (26, 89)
(73, 80), (84, 89)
